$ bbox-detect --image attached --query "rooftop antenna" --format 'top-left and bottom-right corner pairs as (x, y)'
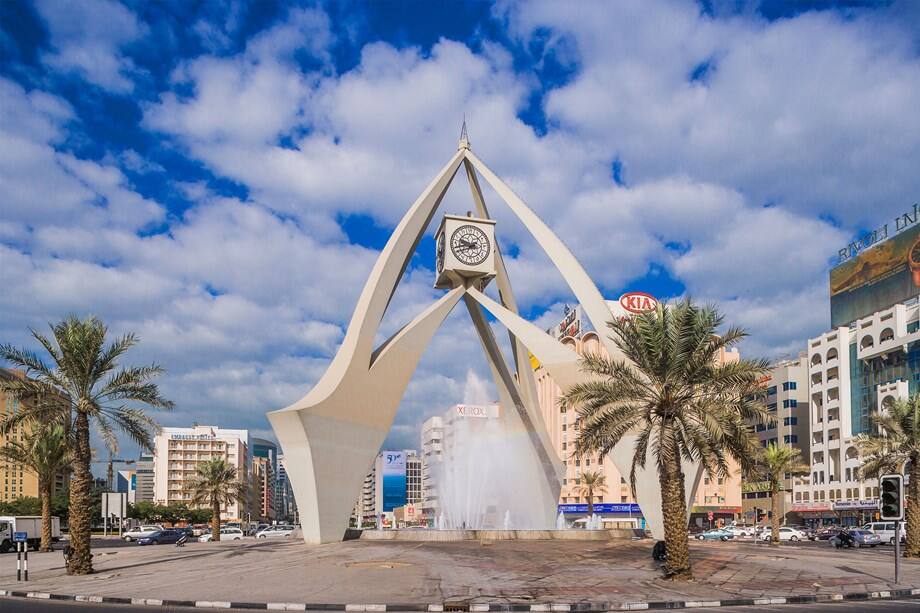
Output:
(458, 115), (470, 150)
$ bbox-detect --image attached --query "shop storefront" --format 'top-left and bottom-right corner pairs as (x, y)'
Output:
(689, 505), (741, 528)
(834, 500), (879, 527)
(558, 503), (645, 529)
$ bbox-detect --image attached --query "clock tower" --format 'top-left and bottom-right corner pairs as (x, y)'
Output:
(434, 213), (497, 289)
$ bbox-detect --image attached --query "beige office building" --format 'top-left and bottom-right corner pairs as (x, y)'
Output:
(534, 298), (743, 526)
(153, 425), (249, 521)
(742, 355), (811, 523)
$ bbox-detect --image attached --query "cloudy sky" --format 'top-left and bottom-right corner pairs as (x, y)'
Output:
(2, 0), (920, 467)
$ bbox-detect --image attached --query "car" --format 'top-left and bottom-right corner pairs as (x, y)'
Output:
(726, 526), (754, 538)
(696, 528), (734, 541)
(198, 527), (244, 542)
(863, 521), (906, 545)
(123, 525), (163, 542)
(760, 527), (806, 541)
(814, 526), (840, 540)
(137, 529), (184, 545)
(256, 525), (295, 539)
(848, 529), (882, 548)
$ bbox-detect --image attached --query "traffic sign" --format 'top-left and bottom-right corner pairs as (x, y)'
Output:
(707, 512), (714, 521)
(13, 531), (27, 543)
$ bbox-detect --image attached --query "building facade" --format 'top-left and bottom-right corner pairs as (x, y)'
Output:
(352, 450), (420, 528)
(276, 454), (297, 524)
(134, 452), (155, 503)
(0, 369), (67, 503)
(533, 298), (744, 527)
(251, 438), (277, 522)
(792, 297), (920, 526)
(419, 415), (444, 520)
(153, 425), (249, 520)
(741, 355), (811, 523)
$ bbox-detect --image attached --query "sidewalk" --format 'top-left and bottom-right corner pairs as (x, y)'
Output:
(1, 538), (918, 606)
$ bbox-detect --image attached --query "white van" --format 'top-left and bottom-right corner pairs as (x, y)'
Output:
(863, 521), (906, 545)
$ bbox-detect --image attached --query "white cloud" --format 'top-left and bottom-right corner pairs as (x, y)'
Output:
(34, 0), (147, 92)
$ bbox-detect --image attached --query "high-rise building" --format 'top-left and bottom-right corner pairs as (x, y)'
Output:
(251, 438), (277, 522)
(153, 425), (249, 521)
(352, 450), (419, 528)
(419, 415), (444, 519)
(134, 452), (155, 503)
(793, 209), (920, 527)
(533, 296), (744, 527)
(741, 355), (811, 523)
(276, 454), (297, 523)
(0, 369), (67, 503)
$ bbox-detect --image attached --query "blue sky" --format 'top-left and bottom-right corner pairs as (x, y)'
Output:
(2, 0), (920, 469)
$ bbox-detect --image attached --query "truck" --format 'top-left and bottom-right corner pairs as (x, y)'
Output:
(0, 516), (62, 552)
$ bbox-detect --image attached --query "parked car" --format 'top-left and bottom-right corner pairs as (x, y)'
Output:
(760, 527), (806, 541)
(863, 522), (906, 545)
(847, 529), (882, 548)
(198, 527), (244, 542)
(137, 529), (184, 545)
(726, 525), (754, 538)
(256, 525), (294, 539)
(123, 525), (163, 542)
(696, 528), (734, 541)
(814, 526), (839, 541)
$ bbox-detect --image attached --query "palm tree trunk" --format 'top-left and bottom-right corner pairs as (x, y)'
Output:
(67, 411), (93, 574)
(906, 454), (920, 558)
(587, 486), (594, 517)
(40, 478), (53, 552)
(211, 496), (221, 542)
(770, 481), (780, 546)
(659, 450), (692, 580)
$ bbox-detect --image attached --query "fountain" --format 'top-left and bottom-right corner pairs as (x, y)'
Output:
(556, 511), (566, 530)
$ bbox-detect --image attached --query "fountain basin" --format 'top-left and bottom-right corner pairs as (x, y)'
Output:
(358, 528), (643, 541)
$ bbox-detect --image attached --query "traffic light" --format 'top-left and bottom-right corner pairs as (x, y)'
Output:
(879, 474), (904, 521)
(755, 508), (765, 522)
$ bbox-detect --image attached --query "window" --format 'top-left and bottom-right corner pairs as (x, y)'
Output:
(621, 496), (628, 503)
(783, 399), (797, 408)
(783, 417), (798, 426)
(562, 424), (566, 431)
(767, 403), (777, 412)
(620, 477), (626, 484)
(562, 443), (567, 451)
(784, 435), (798, 444)
(766, 386), (777, 396)
(782, 382), (797, 391)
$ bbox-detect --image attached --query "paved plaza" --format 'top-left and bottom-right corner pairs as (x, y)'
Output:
(1, 538), (919, 606)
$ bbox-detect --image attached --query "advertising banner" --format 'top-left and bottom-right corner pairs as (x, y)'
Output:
(380, 451), (407, 512)
(830, 220), (920, 327)
(833, 500), (879, 511)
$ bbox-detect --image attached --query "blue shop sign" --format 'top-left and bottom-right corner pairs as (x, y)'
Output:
(558, 503), (641, 514)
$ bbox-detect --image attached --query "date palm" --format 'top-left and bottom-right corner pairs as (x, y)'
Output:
(746, 443), (808, 546)
(575, 469), (608, 517)
(563, 299), (769, 580)
(0, 315), (172, 574)
(0, 423), (70, 551)
(855, 395), (920, 557)
(187, 458), (247, 542)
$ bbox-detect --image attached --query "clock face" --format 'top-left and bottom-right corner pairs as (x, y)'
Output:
(450, 224), (490, 266)
(436, 232), (445, 273)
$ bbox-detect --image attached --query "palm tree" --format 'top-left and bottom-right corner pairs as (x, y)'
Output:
(855, 395), (920, 557)
(186, 458), (247, 542)
(746, 443), (808, 546)
(575, 469), (608, 517)
(563, 299), (769, 580)
(0, 315), (172, 574)
(0, 423), (70, 551)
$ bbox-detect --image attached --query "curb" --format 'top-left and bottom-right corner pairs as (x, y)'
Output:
(2, 588), (920, 610)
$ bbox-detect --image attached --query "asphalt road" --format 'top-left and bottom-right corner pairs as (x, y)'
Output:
(1, 596), (919, 612)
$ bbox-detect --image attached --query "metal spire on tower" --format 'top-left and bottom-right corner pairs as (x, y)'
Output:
(459, 115), (470, 150)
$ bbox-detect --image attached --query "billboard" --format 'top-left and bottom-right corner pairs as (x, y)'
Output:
(380, 451), (406, 512)
(830, 221), (920, 327)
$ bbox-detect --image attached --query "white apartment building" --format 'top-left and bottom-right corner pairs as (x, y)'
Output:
(795, 297), (920, 525)
(353, 449), (420, 528)
(153, 425), (249, 521)
(420, 415), (444, 519)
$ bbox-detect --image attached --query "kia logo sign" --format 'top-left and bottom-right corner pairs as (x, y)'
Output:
(619, 292), (658, 314)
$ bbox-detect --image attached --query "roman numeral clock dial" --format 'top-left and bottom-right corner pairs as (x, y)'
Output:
(450, 225), (490, 266)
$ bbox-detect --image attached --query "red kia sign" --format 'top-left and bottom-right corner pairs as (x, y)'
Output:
(619, 292), (658, 314)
